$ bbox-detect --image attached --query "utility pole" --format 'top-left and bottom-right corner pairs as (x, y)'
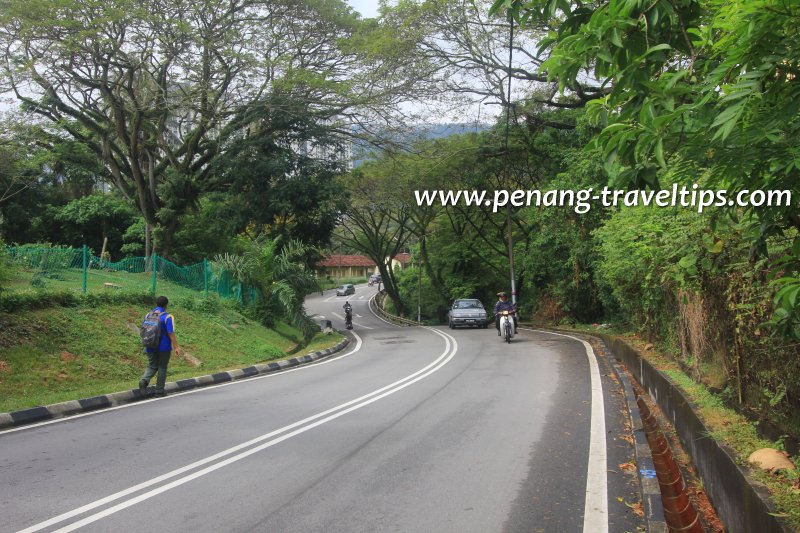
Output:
(505, 15), (517, 305)
(418, 238), (423, 323)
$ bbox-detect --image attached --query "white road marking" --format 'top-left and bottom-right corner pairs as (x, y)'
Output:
(19, 329), (458, 533)
(526, 328), (608, 533)
(367, 293), (404, 328)
(332, 312), (374, 330)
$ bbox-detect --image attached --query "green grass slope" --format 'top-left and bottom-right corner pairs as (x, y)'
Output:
(0, 297), (343, 412)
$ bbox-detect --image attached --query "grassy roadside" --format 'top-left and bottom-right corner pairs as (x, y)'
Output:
(7, 266), (206, 300)
(0, 296), (344, 413)
(560, 323), (800, 528)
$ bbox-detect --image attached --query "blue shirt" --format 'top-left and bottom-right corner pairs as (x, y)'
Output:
(145, 307), (175, 353)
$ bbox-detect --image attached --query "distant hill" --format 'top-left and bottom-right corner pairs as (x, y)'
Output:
(412, 123), (490, 139)
(352, 122), (490, 166)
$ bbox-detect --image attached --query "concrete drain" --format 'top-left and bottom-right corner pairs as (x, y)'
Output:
(637, 395), (704, 532)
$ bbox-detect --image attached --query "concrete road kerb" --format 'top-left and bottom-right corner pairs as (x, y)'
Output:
(0, 338), (350, 432)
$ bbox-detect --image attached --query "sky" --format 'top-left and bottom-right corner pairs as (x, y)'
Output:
(346, 0), (381, 18)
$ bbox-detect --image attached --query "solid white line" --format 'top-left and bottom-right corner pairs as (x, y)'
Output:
(367, 293), (404, 328)
(527, 328), (608, 533)
(1, 332), (364, 435)
(20, 329), (457, 533)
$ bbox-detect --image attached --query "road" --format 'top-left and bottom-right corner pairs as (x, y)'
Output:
(1, 285), (643, 532)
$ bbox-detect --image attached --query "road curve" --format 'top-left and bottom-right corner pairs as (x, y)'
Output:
(0, 285), (643, 533)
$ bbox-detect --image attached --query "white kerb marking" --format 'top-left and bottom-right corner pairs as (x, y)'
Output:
(531, 329), (608, 533)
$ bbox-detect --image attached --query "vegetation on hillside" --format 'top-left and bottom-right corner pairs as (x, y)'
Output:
(0, 292), (343, 413)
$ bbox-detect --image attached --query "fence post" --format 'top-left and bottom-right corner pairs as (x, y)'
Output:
(151, 252), (158, 294)
(204, 258), (209, 297)
(82, 244), (87, 294)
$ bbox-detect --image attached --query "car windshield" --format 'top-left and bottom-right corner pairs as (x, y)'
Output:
(455, 300), (481, 309)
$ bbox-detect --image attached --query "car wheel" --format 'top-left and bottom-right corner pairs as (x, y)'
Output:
(448, 319), (454, 329)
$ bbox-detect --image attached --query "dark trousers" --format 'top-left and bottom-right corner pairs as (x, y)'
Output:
(141, 350), (172, 393)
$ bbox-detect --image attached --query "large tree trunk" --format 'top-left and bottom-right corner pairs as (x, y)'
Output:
(144, 221), (152, 264)
(378, 263), (407, 316)
(419, 235), (446, 297)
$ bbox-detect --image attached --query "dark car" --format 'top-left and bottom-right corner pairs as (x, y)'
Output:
(368, 274), (382, 285)
(448, 299), (488, 329)
(336, 284), (355, 296)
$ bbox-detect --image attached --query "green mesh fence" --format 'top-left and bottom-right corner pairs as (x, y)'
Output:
(5, 244), (260, 303)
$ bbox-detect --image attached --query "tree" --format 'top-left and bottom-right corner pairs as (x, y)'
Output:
(213, 238), (320, 339)
(0, 136), (36, 206)
(52, 195), (138, 259)
(376, 0), (609, 124)
(338, 168), (411, 315)
(490, 0), (800, 337)
(208, 95), (349, 249)
(0, 0), (434, 259)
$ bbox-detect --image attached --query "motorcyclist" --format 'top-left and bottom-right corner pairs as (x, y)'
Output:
(343, 301), (353, 329)
(494, 292), (518, 336)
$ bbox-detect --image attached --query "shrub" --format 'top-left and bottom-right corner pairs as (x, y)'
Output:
(0, 288), (155, 313)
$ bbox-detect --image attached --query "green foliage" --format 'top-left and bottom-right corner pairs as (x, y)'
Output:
(339, 164), (412, 315)
(52, 194), (137, 260)
(206, 95), (349, 248)
(492, 0), (800, 338)
(522, 140), (609, 323)
(594, 206), (706, 336)
(213, 238), (320, 339)
(482, 0), (800, 449)
(167, 197), (238, 264)
(772, 276), (800, 340)
(394, 265), (450, 323)
(120, 219), (146, 257)
(1, 0), (398, 258)
(0, 124), (111, 245)
(0, 288), (169, 313)
(0, 240), (11, 292)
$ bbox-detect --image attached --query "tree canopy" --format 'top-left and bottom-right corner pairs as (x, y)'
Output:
(488, 0), (800, 337)
(0, 0), (436, 258)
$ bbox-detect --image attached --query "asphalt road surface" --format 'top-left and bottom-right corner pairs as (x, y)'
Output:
(1, 285), (643, 532)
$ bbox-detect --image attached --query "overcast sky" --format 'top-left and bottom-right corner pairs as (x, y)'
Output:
(346, 0), (381, 18)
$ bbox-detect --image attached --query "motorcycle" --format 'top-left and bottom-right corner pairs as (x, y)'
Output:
(344, 304), (353, 330)
(499, 309), (515, 343)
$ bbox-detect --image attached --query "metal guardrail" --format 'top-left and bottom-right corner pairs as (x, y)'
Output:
(369, 291), (422, 327)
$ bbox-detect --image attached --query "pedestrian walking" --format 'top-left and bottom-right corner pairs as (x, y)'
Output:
(139, 295), (180, 397)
